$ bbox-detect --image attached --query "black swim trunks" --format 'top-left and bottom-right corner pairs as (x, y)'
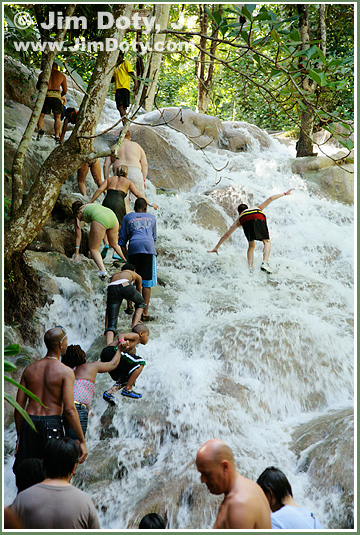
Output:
(13, 415), (64, 474)
(105, 281), (146, 336)
(101, 345), (146, 383)
(115, 88), (130, 110)
(240, 209), (270, 242)
(41, 95), (63, 115)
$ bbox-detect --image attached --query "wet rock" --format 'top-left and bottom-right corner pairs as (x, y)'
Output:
(291, 408), (354, 529)
(189, 199), (228, 235)
(137, 107), (224, 148)
(4, 56), (38, 109)
(205, 185), (255, 218)
(291, 152), (354, 204)
(220, 121), (272, 151)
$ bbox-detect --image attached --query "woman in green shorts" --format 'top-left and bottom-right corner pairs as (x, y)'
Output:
(72, 201), (126, 278)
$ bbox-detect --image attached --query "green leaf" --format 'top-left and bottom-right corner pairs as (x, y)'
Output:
(4, 393), (38, 432)
(315, 46), (326, 63)
(241, 6), (253, 21)
(271, 29), (281, 44)
(4, 376), (47, 407)
(297, 100), (308, 112)
(241, 30), (249, 45)
(4, 361), (17, 373)
(255, 12), (271, 21)
(337, 138), (354, 151)
(307, 69), (321, 85)
(4, 344), (21, 357)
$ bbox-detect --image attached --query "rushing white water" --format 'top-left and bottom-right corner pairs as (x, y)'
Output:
(4, 108), (354, 529)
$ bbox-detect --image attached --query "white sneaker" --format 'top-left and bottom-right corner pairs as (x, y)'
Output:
(261, 262), (273, 274)
(98, 270), (108, 280)
(249, 267), (254, 274)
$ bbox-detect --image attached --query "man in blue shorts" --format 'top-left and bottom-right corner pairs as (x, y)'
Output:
(119, 198), (157, 320)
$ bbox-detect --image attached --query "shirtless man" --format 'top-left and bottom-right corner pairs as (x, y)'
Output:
(36, 63), (67, 143)
(196, 439), (271, 529)
(102, 324), (149, 402)
(13, 327), (87, 474)
(104, 129), (148, 213)
(104, 263), (146, 344)
(208, 189), (294, 273)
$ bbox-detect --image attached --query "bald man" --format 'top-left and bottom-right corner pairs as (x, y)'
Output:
(13, 327), (87, 474)
(196, 439), (271, 529)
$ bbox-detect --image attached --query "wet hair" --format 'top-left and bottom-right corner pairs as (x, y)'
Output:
(237, 203), (248, 215)
(132, 324), (149, 335)
(116, 165), (128, 178)
(43, 438), (79, 479)
(15, 458), (45, 493)
(62, 344), (86, 368)
(72, 200), (84, 219)
(52, 62), (58, 69)
(139, 513), (166, 529)
(257, 467), (293, 509)
(134, 198), (147, 212)
(121, 263), (136, 272)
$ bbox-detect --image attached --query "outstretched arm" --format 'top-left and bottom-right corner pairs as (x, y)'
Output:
(73, 217), (82, 261)
(89, 179), (108, 204)
(258, 188), (294, 211)
(208, 219), (241, 254)
(139, 148), (148, 189)
(103, 156), (114, 180)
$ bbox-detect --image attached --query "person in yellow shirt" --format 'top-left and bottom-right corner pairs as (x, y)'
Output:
(112, 53), (138, 124)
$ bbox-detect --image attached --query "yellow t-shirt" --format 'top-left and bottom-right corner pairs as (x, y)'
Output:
(114, 60), (134, 91)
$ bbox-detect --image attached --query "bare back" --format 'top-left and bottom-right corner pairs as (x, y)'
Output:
(110, 270), (135, 283)
(106, 175), (132, 193)
(213, 474), (271, 529)
(48, 69), (67, 92)
(112, 140), (143, 169)
(21, 358), (74, 416)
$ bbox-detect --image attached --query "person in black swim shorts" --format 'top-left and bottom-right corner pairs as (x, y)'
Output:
(104, 263), (146, 344)
(102, 324), (149, 402)
(208, 189), (294, 274)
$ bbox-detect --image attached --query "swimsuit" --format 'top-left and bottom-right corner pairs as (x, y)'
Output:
(63, 379), (96, 440)
(101, 345), (146, 383)
(105, 281), (146, 336)
(82, 204), (117, 229)
(102, 189), (127, 225)
(41, 90), (63, 115)
(239, 209), (270, 242)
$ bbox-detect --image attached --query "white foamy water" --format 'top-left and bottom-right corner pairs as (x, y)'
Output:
(4, 110), (354, 529)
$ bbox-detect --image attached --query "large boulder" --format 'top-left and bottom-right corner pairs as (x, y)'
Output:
(291, 152), (354, 204)
(4, 55), (38, 109)
(291, 408), (354, 529)
(104, 124), (203, 192)
(220, 121), (272, 151)
(137, 107), (224, 149)
(313, 121), (354, 149)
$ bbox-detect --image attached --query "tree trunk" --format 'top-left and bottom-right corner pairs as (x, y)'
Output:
(196, 4), (221, 114)
(11, 5), (76, 215)
(5, 4), (134, 258)
(296, 4), (317, 157)
(143, 4), (170, 112)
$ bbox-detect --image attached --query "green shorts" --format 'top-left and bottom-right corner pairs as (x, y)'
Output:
(82, 204), (118, 229)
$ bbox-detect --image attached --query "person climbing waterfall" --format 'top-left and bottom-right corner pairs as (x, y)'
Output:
(102, 324), (150, 403)
(257, 467), (324, 529)
(36, 62), (67, 144)
(104, 264), (146, 344)
(59, 107), (102, 196)
(112, 53), (138, 125)
(208, 189), (295, 273)
(89, 165), (158, 261)
(61, 341), (128, 439)
(71, 201), (126, 279)
(118, 198), (158, 320)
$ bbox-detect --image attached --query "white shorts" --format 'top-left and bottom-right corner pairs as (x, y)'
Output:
(126, 166), (145, 203)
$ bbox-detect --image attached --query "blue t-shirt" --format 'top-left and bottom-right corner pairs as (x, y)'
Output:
(118, 212), (157, 255)
(271, 505), (324, 529)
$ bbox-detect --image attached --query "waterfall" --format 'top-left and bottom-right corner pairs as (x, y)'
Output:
(4, 114), (353, 529)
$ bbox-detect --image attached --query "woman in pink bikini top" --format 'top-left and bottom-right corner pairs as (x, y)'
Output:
(61, 341), (127, 439)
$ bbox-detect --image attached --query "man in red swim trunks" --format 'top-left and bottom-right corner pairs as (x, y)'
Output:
(208, 189), (294, 273)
